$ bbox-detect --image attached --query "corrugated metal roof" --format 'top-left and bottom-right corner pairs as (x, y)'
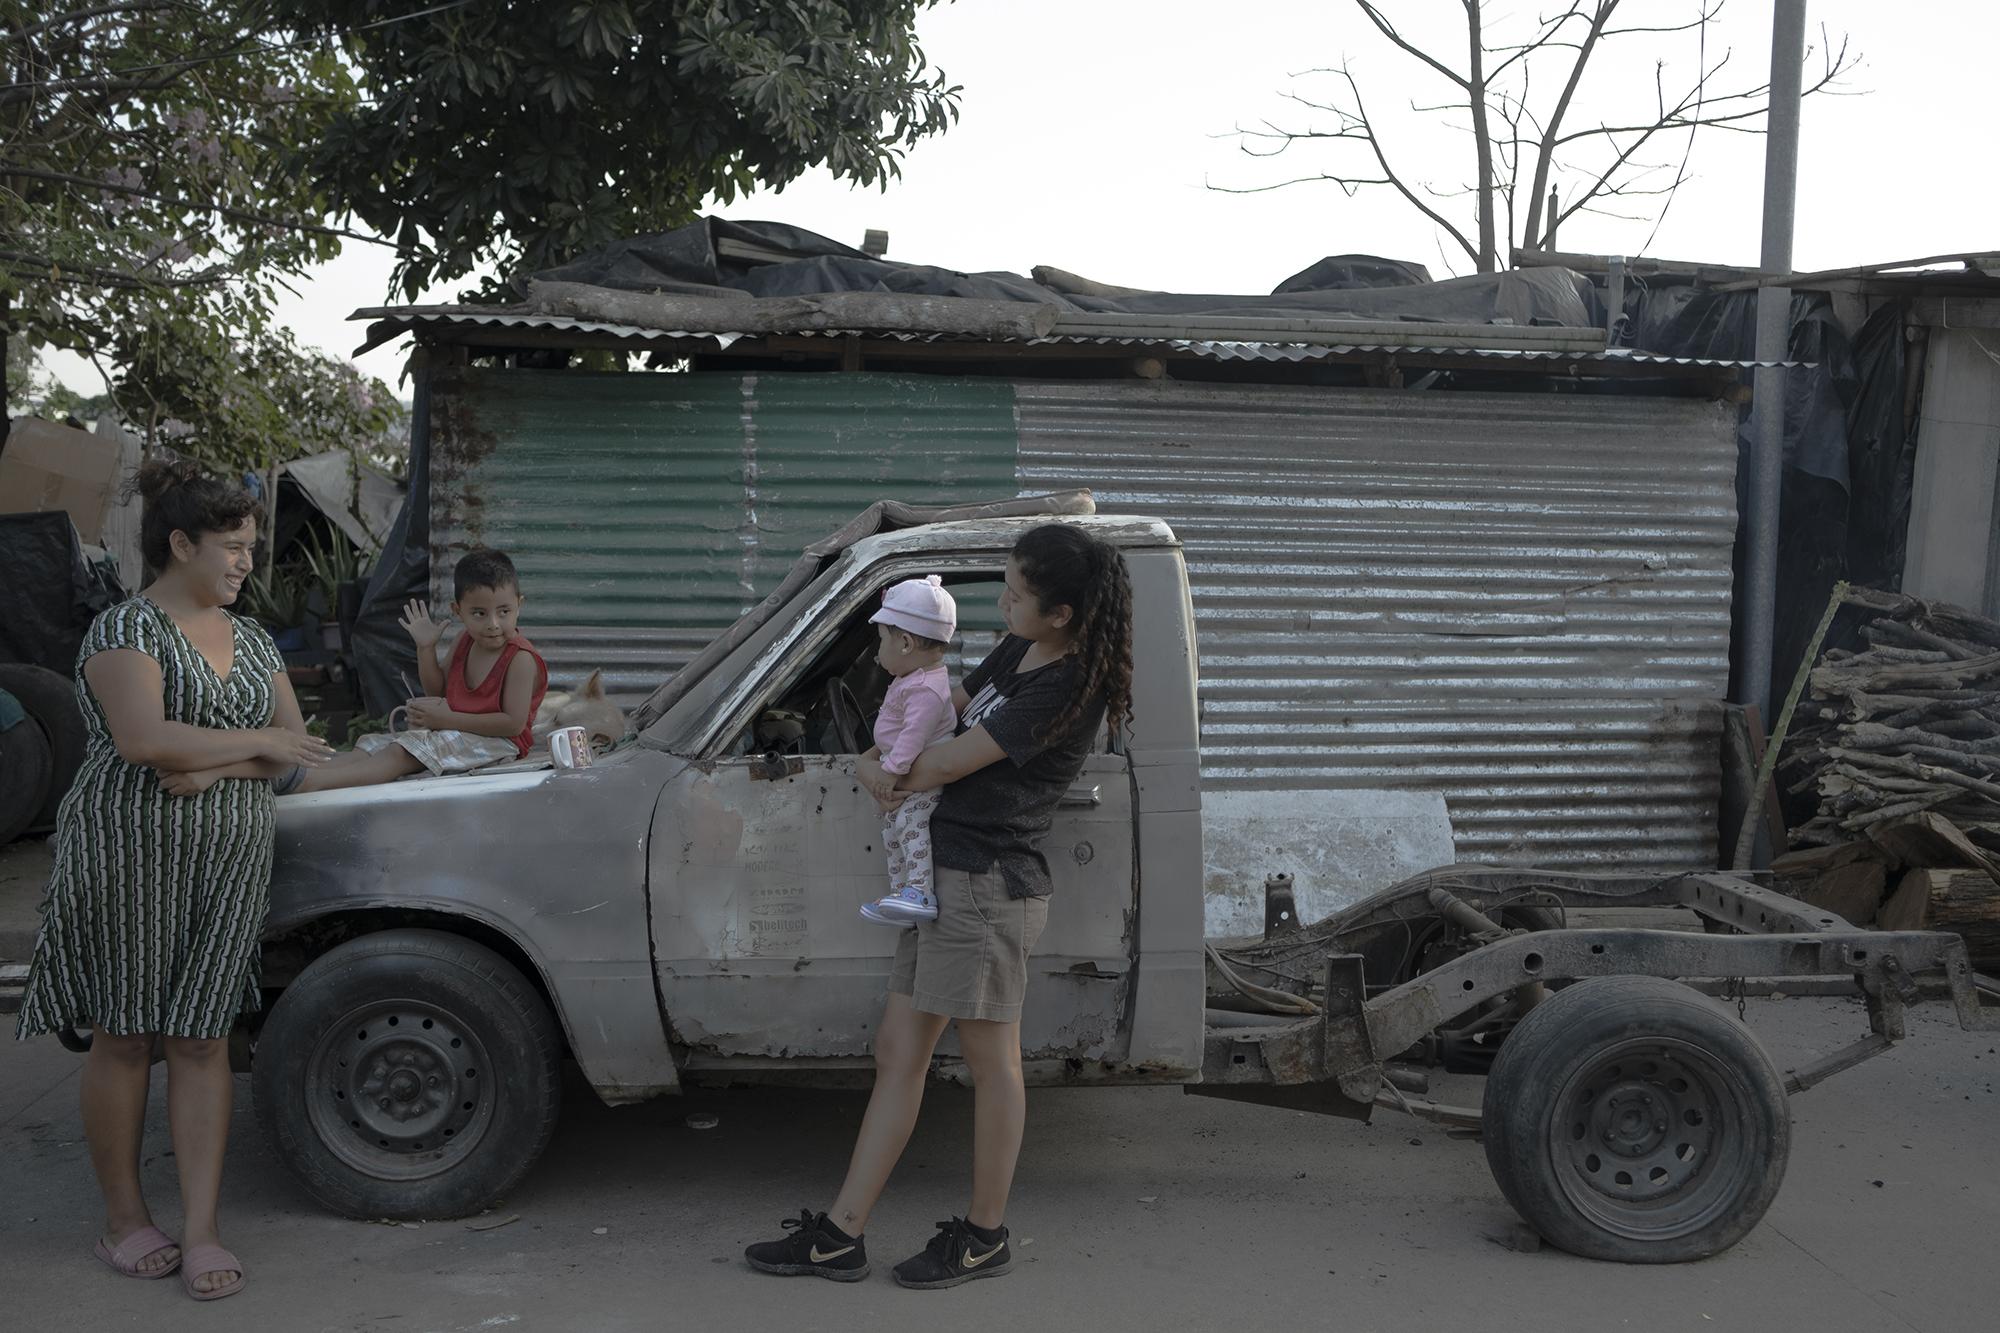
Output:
(362, 309), (1795, 368)
(1160, 340), (1802, 368)
(355, 309), (744, 355)
(1013, 381), (1738, 871)
(773, 329), (1790, 365)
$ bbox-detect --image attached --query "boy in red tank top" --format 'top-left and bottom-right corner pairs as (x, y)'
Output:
(300, 549), (549, 789)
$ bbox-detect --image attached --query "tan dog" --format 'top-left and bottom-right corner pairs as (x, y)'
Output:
(532, 669), (629, 753)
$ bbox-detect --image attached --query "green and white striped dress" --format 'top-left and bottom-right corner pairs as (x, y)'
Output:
(16, 598), (285, 1040)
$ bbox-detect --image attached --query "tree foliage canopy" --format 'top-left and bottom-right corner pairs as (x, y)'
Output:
(4, 0), (957, 468)
(1, 0), (358, 359)
(293, 0), (959, 298)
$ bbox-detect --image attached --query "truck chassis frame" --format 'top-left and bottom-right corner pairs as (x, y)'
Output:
(1197, 869), (1998, 1112)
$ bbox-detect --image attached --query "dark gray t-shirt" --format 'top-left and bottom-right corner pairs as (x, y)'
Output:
(932, 635), (1104, 899)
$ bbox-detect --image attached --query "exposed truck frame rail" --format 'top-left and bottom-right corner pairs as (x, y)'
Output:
(1193, 868), (1996, 1261)
(1201, 869), (1996, 1106)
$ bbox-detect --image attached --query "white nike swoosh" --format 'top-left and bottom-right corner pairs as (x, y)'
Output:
(962, 1242), (1004, 1269)
(810, 1243), (856, 1262)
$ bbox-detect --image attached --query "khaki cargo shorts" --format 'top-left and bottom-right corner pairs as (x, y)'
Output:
(888, 866), (1049, 1023)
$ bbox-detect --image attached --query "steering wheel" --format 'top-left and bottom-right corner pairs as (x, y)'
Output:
(824, 677), (867, 755)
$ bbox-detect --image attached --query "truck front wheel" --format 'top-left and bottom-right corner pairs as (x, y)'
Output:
(1481, 976), (1790, 1263)
(253, 929), (563, 1219)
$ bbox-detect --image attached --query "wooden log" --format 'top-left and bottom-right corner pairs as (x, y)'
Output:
(1841, 585), (1920, 617)
(1772, 840), (1880, 876)
(1878, 868), (2000, 970)
(1843, 794), (1957, 829)
(1879, 696), (2000, 728)
(522, 280), (1065, 340)
(1863, 811), (2000, 879)
(1791, 859), (1889, 927)
(1863, 620), (1984, 660)
(1830, 749), (2000, 804)
(1850, 646), (1954, 665)
(1810, 650), (2000, 693)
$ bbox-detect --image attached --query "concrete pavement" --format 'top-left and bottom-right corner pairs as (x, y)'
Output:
(2, 989), (1994, 1333)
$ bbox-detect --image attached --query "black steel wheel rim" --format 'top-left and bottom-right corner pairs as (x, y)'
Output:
(1547, 1036), (1756, 1241)
(304, 999), (496, 1181)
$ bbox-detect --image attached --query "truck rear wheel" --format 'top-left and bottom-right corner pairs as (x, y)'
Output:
(253, 929), (563, 1219)
(1481, 976), (1789, 1263)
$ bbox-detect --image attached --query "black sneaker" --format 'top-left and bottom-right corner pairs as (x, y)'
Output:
(891, 1217), (1012, 1289)
(744, 1209), (870, 1281)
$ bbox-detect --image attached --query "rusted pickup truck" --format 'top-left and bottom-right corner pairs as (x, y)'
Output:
(243, 496), (1996, 1263)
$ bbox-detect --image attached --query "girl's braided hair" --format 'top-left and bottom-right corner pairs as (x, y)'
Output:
(1012, 523), (1134, 745)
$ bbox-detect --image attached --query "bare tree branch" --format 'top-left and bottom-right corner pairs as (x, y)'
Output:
(1354, 0), (1467, 89)
(1485, 2), (1588, 81)
(1551, 35), (1855, 146)
(0, 247), (229, 287)
(1521, 0), (1618, 250)
(0, 160), (401, 247)
(1222, 1), (1861, 265)
(2, 2), (188, 48)
(1336, 64), (1482, 266)
(1463, 0), (1498, 269)
(1636, 3), (1714, 255)
(1206, 171), (1393, 198)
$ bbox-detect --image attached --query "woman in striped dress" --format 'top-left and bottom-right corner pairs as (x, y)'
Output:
(16, 460), (332, 1301)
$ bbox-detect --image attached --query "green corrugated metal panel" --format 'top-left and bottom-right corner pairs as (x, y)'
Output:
(429, 369), (1019, 696)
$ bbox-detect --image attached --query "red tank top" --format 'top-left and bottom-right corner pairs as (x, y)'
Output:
(444, 632), (549, 757)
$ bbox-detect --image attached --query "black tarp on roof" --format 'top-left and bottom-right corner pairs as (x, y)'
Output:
(527, 217), (1597, 328)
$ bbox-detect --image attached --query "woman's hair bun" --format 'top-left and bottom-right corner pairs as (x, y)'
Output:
(133, 457), (206, 504)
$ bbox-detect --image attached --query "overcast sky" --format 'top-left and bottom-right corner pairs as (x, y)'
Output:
(42, 0), (1999, 395)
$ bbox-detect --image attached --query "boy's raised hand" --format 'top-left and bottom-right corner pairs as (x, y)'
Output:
(400, 598), (445, 649)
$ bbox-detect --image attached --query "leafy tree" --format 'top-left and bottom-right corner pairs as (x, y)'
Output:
(4, 0), (958, 463)
(296, 0), (960, 298)
(111, 323), (408, 480)
(0, 1), (362, 377)
(5, 330), (115, 423)
(3, 331), (33, 409)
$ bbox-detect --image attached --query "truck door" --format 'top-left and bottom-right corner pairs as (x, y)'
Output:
(646, 564), (1138, 1066)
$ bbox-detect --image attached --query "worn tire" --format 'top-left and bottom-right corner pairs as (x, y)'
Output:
(0, 715), (53, 847)
(1481, 976), (1790, 1263)
(0, 664), (85, 830)
(253, 929), (563, 1220)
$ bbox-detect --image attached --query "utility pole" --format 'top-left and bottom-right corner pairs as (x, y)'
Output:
(1740, 0), (1808, 718)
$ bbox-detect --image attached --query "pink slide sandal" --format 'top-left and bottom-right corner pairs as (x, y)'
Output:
(92, 1225), (181, 1279)
(179, 1244), (244, 1301)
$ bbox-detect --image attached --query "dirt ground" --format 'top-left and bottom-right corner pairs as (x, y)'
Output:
(2, 988), (1994, 1333)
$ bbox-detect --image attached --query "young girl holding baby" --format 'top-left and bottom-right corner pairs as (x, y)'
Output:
(748, 523), (1134, 1289)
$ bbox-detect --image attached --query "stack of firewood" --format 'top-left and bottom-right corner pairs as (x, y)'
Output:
(1781, 587), (2000, 853)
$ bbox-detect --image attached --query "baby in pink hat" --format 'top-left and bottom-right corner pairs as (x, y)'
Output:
(859, 575), (960, 925)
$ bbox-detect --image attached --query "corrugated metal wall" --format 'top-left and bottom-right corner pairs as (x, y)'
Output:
(429, 369), (1017, 695)
(1013, 381), (1738, 869)
(429, 368), (1738, 869)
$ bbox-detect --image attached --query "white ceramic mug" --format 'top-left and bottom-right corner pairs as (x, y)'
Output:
(549, 725), (593, 769)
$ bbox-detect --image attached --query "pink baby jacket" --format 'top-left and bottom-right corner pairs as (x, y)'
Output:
(875, 664), (957, 777)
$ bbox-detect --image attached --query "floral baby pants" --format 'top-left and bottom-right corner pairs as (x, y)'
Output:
(883, 790), (942, 895)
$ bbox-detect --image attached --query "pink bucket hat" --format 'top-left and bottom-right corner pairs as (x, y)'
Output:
(870, 574), (958, 642)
